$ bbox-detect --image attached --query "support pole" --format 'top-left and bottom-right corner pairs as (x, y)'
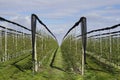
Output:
(109, 30), (112, 63)
(31, 14), (38, 73)
(5, 28), (7, 61)
(15, 30), (18, 57)
(81, 17), (87, 75)
(0, 30), (2, 61)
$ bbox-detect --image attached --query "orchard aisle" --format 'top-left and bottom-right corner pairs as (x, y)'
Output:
(0, 48), (83, 80)
(38, 48), (83, 80)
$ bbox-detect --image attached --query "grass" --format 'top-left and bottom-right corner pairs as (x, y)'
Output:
(84, 54), (120, 80)
(0, 47), (119, 80)
(33, 48), (83, 80)
(0, 52), (32, 80)
(61, 36), (120, 80)
(0, 48), (83, 80)
(87, 36), (120, 66)
(61, 36), (82, 73)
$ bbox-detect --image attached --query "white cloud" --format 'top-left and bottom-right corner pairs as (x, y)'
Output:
(0, 0), (120, 43)
(0, 0), (120, 17)
(10, 16), (31, 28)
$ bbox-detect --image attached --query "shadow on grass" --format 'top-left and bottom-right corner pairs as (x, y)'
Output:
(50, 48), (66, 72)
(12, 64), (25, 72)
(11, 54), (32, 72)
(86, 54), (120, 74)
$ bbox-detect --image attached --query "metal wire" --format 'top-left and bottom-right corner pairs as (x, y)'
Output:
(0, 18), (32, 62)
(87, 24), (120, 69)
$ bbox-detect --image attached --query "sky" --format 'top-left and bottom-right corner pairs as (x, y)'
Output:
(0, 0), (120, 44)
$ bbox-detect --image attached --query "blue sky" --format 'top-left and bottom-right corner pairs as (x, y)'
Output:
(0, 0), (120, 44)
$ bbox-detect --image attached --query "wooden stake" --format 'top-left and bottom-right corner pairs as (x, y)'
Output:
(31, 14), (38, 72)
(81, 17), (87, 75)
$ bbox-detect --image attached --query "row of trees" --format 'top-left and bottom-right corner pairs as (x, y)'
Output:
(87, 32), (120, 68)
(36, 32), (58, 68)
(61, 35), (83, 73)
(0, 28), (31, 62)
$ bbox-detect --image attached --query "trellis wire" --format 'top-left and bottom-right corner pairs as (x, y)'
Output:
(61, 17), (87, 75)
(86, 24), (120, 70)
(0, 16), (32, 62)
(31, 14), (58, 73)
(0, 25), (32, 62)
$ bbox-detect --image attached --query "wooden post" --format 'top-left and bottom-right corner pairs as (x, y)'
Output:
(15, 30), (18, 57)
(0, 30), (2, 61)
(109, 30), (112, 63)
(31, 14), (38, 72)
(22, 32), (26, 53)
(5, 28), (7, 61)
(81, 17), (87, 75)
